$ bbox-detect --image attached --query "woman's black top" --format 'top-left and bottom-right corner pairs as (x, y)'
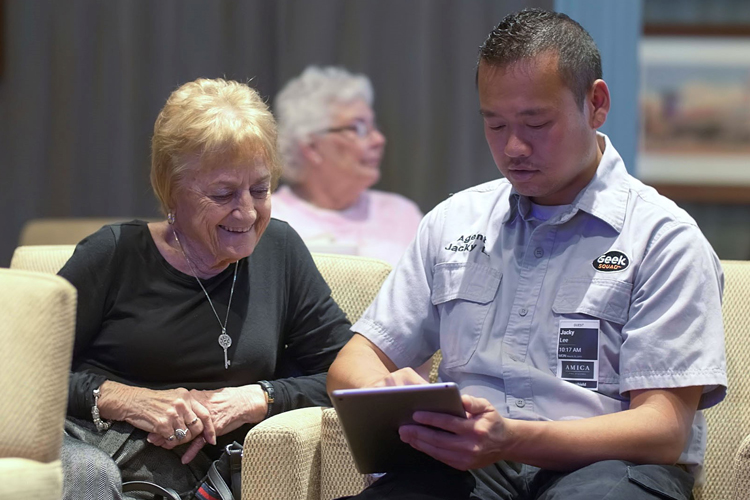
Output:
(59, 219), (353, 449)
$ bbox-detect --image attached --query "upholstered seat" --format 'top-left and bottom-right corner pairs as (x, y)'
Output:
(0, 269), (77, 500)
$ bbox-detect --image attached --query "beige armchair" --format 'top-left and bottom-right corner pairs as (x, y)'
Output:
(0, 268), (77, 500)
(694, 260), (750, 500)
(9, 245), (392, 500)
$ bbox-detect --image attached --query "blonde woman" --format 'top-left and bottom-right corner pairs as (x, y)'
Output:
(59, 78), (352, 499)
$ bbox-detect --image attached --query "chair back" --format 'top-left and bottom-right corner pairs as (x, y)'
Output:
(10, 245), (76, 274)
(0, 269), (77, 462)
(695, 260), (750, 500)
(311, 253), (391, 323)
(18, 218), (158, 246)
(9, 248), (394, 314)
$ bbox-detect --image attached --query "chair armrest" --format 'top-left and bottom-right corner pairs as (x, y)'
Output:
(320, 408), (374, 500)
(0, 458), (62, 500)
(733, 433), (750, 500)
(241, 406), (324, 500)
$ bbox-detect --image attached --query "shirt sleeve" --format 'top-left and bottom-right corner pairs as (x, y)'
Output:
(620, 220), (727, 409)
(267, 224), (354, 416)
(352, 203), (444, 368)
(58, 226), (119, 418)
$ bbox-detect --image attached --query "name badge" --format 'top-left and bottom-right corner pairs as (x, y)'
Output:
(557, 319), (600, 390)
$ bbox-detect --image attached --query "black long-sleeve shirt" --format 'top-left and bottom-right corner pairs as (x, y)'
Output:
(59, 219), (352, 451)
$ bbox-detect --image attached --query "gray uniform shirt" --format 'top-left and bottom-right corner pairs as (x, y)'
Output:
(353, 133), (727, 471)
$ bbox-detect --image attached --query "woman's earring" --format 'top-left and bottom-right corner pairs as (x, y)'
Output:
(167, 212), (175, 225)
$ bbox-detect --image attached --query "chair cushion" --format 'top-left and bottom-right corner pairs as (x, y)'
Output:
(0, 458), (62, 499)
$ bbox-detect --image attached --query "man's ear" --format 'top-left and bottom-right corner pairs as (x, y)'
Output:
(588, 79), (610, 129)
(300, 140), (323, 166)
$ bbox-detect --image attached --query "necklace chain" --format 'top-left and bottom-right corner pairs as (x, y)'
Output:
(173, 229), (238, 368)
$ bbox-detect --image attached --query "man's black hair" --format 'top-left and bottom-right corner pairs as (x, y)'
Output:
(478, 8), (602, 109)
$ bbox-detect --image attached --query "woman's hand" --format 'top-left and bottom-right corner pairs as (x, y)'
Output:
(189, 384), (268, 436)
(97, 381), (217, 454)
(171, 385), (267, 464)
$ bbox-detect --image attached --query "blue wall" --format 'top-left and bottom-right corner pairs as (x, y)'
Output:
(555, 0), (642, 174)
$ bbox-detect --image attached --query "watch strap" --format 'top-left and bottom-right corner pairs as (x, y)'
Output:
(258, 380), (275, 419)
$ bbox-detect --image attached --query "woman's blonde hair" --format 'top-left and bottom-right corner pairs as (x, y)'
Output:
(151, 78), (281, 214)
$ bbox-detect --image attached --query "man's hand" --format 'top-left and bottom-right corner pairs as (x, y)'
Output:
(398, 394), (513, 471)
(373, 367), (430, 387)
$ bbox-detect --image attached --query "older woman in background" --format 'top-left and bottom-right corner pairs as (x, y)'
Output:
(59, 78), (352, 499)
(272, 66), (423, 267)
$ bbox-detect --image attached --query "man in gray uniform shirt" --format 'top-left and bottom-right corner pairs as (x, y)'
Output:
(328, 8), (726, 500)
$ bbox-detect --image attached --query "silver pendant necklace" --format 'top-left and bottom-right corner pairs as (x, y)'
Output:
(174, 229), (238, 369)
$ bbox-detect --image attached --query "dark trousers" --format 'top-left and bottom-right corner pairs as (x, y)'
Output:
(341, 459), (694, 500)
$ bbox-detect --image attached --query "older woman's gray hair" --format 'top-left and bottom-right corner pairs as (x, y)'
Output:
(274, 66), (374, 184)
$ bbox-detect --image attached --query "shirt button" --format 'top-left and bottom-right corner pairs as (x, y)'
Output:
(519, 308), (528, 316)
(534, 247), (544, 258)
(515, 400), (526, 408)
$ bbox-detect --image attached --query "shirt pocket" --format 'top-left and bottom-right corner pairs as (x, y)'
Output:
(552, 277), (632, 389)
(431, 262), (501, 369)
(552, 277), (632, 325)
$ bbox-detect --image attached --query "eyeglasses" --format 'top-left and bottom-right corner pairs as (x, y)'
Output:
(318, 120), (379, 139)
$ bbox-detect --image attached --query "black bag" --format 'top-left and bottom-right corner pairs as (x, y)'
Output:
(194, 442), (243, 500)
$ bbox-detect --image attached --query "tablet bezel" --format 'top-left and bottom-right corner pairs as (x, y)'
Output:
(331, 382), (465, 474)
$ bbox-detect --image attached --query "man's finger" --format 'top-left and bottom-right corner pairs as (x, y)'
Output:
(411, 410), (472, 434)
(399, 423), (470, 450)
(398, 428), (469, 470)
(460, 394), (493, 415)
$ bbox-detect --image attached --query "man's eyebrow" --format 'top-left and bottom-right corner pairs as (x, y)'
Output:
(479, 108), (551, 118)
(517, 108), (550, 117)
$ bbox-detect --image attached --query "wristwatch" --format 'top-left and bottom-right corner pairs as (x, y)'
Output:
(258, 380), (275, 419)
(91, 386), (112, 432)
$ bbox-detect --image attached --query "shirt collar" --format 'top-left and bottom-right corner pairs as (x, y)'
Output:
(501, 133), (629, 232)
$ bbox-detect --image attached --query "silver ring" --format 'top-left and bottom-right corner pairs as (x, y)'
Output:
(174, 428), (188, 440)
(187, 417), (199, 426)
(167, 435), (176, 442)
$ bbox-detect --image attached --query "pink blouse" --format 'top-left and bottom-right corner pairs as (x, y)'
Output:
(271, 185), (423, 267)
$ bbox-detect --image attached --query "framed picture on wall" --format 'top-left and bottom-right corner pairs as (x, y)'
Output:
(638, 36), (750, 203)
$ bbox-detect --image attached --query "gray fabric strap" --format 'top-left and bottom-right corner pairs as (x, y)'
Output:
(98, 421), (136, 459)
(208, 463), (234, 500)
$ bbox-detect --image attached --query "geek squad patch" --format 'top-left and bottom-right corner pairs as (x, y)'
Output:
(592, 250), (630, 272)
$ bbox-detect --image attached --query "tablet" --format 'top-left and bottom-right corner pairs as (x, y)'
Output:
(331, 382), (465, 474)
